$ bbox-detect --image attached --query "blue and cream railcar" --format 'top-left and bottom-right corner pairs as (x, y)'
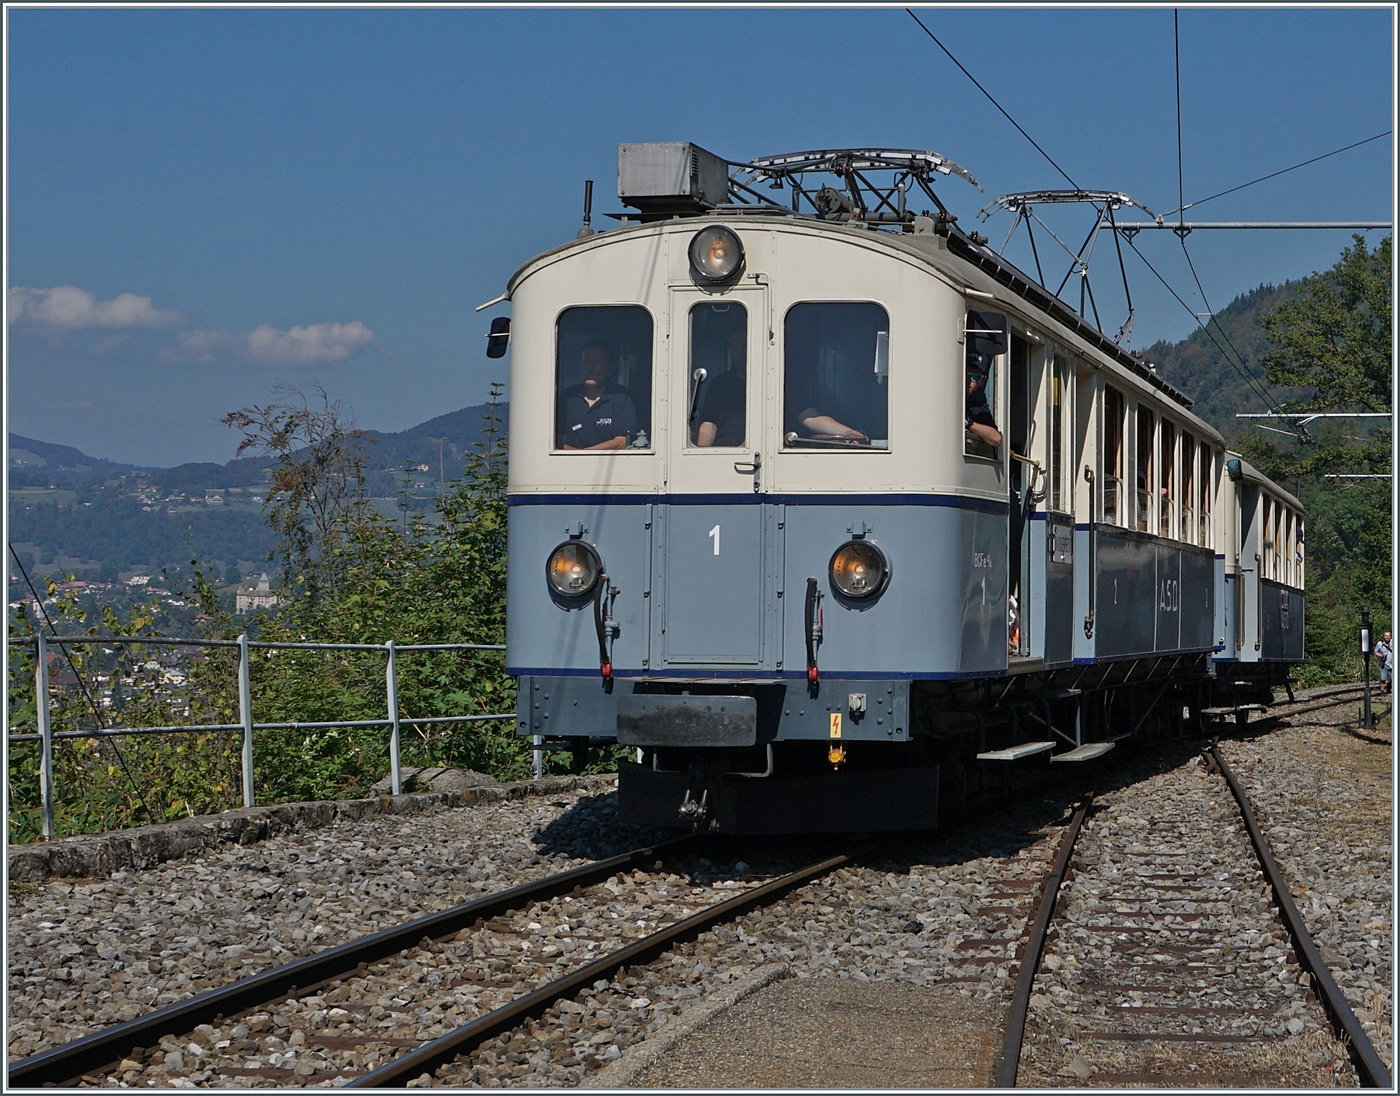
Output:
(494, 144), (1304, 833)
(1207, 456), (1305, 712)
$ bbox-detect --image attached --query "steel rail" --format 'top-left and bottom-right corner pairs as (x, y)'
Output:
(994, 798), (1091, 1088)
(348, 843), (882, 1088)
(6, 836), (698, 1088)
(1211, 745), (1393, 1089)
(1273, 691), (1379, 723)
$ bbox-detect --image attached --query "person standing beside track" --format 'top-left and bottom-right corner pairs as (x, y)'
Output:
(1375, 630), (1392, 696)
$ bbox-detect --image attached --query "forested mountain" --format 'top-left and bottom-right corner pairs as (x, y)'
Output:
(9, 435), (147, 487)
(1143, 280), (1302, 444)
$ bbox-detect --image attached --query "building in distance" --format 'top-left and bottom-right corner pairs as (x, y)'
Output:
(235, 573), (278, 614)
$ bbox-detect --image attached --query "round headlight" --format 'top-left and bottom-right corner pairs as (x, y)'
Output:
(688, 226), (744, 284)
(829, 540), (889, 599)
(546, 540), (603, 599)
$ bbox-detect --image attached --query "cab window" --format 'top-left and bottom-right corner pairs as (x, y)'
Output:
(555, 306), (652, 451)
(688, 303), (747, 448)
(783, 302), (890, 449)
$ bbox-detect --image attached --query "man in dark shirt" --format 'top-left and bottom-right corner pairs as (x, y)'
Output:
(694, 328), (747, 447)
(558, 343), (637, 450)
(965, 351), (1002, 448)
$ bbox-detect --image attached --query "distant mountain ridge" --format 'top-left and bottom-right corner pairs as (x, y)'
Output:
(1143, 280), (1301, 445)
(9, 402), (508, 493)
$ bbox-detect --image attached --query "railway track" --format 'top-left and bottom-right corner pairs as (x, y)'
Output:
(8, 836), (701, 1087)
(349, 844), (877, 1086)
(8, 835), (874, 1088)
(995, 742), (1391, 1089)
(9, 682), (1384, 1089)
(1261, 684), (1379, 724)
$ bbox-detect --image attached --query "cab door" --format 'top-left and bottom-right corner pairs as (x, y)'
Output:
(655, 288), (772, 668)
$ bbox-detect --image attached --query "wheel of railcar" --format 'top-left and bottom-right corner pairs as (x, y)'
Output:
(568, 737), (590, 774)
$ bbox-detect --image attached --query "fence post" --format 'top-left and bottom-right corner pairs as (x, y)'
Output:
(35, 632), (56, 839)
(238, 633), (255, 807)
(386, 640), (402, 795)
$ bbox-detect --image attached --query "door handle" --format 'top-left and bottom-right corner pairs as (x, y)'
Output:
(734, 452), (761, 493)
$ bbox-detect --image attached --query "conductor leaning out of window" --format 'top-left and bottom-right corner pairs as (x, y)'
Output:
(559, 342), (636, 450)
(965, 351), (1003, 448)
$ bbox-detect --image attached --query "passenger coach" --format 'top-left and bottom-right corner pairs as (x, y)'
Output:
(487, 144), (1304, 833)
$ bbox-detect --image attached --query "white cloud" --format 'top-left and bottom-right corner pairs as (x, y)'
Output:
(162, 320), (376, 365)
(245, 321), (375, 363)
(8, 285), (182, 329)
(168, 328), (238, 362)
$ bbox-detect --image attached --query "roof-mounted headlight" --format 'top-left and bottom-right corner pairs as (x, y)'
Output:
(829, 540), (889, 600)
(546, 540), (603, 600)
(688, 225), (744, 285)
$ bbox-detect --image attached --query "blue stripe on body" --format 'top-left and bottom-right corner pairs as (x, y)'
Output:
(506, 665), (1010, 682)
(509, 492), (1009, 514)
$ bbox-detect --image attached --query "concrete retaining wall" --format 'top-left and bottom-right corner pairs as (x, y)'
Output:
(8, 774), (619, 884)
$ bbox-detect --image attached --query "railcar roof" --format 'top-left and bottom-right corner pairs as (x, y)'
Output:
(507, 213), (1185, 385)
(501, 215), (1304, 513)
(504, 212), (1245, 442)
(1231, 454), (1305, 512)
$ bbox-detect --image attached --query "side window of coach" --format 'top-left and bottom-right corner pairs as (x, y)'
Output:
(783, 302), (890, 449)
(1103, 386), (1125, 525)
(1135, 405), (1154, 533)
(555, 306), (653, 451)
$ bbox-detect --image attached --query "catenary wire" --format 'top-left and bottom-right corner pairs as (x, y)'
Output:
(1119, 236), (1281, 412)
(8, 541), (155, 825)
(1164, 131), (1392, 218)
(1170, 11), (1283, 414)
(1174, 9), (1185, 231)
(905, 9), (1081, 191)
(1175, 238), (1275, 409)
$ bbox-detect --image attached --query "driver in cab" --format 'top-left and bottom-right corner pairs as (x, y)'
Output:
(558, 343), (636, 450)
(965, 351), (1003, 448)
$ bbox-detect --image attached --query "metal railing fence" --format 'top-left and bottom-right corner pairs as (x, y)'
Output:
(6, 633), (513, 838)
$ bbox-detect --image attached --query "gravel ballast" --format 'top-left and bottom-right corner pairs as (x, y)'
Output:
(1217, 691), (1393, 1074)
(9, 687), (1390, 1088)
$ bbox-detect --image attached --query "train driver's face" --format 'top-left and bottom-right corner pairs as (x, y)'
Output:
(580, 347), (612, 392)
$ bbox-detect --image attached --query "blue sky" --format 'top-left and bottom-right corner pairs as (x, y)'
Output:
(6, 6), (1393, 466)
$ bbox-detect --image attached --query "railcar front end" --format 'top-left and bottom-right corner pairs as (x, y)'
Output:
(504, 215), (1009, 832)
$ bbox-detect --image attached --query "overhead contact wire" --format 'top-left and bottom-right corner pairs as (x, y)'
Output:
(1121, 236), (1279, 411)
(1174, 9), (1185, 234)
(905, 9), (1080, 191)
(1164, 130), (1392, 218)
(1170, 12), (1282, 413)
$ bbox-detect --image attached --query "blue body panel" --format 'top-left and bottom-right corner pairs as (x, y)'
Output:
(507, 494), (1009, 679)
